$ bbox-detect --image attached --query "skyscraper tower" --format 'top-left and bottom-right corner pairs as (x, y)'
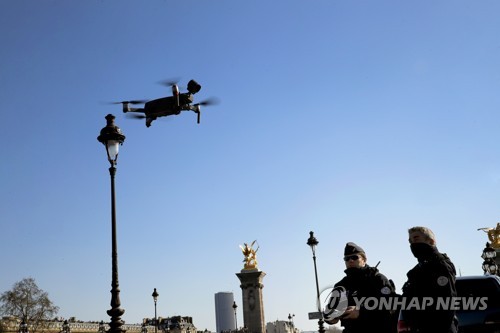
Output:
(214, 292), (236, 333)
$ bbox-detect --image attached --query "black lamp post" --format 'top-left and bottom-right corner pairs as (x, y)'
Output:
(18, 320), (28, 333)
(97, 114), (126, 333)
(98, 321), (106, 333)
(152, 288), (159, 333)
(307, 231), (325, 333)
(61, 320), (71, 333)
(232, 301), (238, 330)
(288, 314), (295, 327)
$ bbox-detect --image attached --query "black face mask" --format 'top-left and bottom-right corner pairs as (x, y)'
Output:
(344, 266), (367, 278)
(410, 242), (435, 259)
(345, 267), (360, 273)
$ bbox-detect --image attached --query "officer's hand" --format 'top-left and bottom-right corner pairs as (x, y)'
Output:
(324, 317), (339, 325)
(341, 306), (360, 320)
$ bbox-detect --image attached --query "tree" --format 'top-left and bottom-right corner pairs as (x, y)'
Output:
(0, 277), (59, 333)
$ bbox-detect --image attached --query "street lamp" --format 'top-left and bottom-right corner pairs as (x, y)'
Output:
(18, 320), (28, 333)
(287, 314), (295, 326)
(98, 321), (106, 333)
(232, 301), (238, 330)
(307, 231), (325, 333)
(152, 288), (159, 333)
(61, 320), (71, 333)
(98, 114), (126, 333)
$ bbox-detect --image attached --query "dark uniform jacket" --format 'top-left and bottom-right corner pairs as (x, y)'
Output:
(402, 248), (458, 333)
(333, 265), (397, 333)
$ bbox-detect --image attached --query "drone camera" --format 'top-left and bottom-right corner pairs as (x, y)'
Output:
(187, 80), (201, 94)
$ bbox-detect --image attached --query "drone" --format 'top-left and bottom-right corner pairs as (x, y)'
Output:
(113, 79), (217, 127)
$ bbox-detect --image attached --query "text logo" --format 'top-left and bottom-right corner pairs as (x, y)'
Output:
(321, 286), (348, 320)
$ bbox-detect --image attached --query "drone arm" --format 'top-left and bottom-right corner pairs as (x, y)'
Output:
(123, 107), (144, 113)
(121, 102), (143, 113)
(122, 102), (130, 113)
(184, 104), (201, 124)
(127, 107), (143, 112)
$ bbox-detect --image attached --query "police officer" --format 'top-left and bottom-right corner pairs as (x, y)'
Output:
(325, 242), (397, 333)
(402, 226), (458, 333)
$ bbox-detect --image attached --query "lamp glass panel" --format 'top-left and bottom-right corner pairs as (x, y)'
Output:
(106, 140), (120, 162)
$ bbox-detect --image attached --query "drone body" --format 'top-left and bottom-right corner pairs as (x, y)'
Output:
(118, 79), (215, 127)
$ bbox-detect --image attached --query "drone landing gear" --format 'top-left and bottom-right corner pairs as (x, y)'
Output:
(145, 117), (157, 127)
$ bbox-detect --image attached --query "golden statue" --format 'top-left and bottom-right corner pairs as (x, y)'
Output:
(478, 223), (500, 249)
(240, 240), (259, 270)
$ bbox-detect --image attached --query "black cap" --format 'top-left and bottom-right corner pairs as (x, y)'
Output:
(344, 242), (365, 256)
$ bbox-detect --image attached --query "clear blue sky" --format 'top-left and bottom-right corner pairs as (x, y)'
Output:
(1, 0), (500, 331)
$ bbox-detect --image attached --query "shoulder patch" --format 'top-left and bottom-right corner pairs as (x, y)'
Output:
(381, 286), (391, 295)
(437, 276), (449, 286)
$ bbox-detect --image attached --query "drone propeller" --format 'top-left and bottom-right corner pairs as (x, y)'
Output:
(191, 98), (220, 124)
(110, 100), (148, 105)
(125, 113), (173, 124)
(196, 97), (220, 106)
(158, 77), (181, 87)
(158, 78), (183, 106)
(125, 113), (146, 119)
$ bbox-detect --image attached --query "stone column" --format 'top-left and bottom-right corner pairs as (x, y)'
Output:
(236, 270), (266, 333)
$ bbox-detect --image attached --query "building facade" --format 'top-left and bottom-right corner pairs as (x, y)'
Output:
(265, 321), (299, 333)
(0, 316), (203, 333)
